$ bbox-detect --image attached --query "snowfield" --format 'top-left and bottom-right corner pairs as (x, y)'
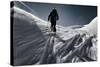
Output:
(11, 6), (97, 66)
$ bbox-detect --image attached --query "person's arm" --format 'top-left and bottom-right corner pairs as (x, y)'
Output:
(48, 15), (50, 21)
(56, 12), (59, 20)
(48, 13), (51, 21)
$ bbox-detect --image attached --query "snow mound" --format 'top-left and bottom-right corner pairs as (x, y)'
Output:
(80, 17), (97, 35)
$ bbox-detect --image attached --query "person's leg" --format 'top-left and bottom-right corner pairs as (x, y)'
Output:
(51, 23), (53, 32)
(54, 25), (56, 32)
(54, 21), (56, 32)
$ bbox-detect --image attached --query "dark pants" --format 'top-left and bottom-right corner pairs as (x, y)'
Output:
(51, 21), (56, 32)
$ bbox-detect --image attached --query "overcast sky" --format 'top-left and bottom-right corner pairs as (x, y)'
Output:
(14, 1), (97, 27)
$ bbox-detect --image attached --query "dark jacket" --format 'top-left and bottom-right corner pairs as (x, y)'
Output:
(48, 9), (59, 23)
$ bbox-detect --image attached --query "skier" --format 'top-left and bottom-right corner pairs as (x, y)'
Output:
(48, 8), (59, 32)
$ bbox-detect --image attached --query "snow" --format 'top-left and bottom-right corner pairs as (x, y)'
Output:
(12, 6), (97, 66)
(79, 17), (97, 35)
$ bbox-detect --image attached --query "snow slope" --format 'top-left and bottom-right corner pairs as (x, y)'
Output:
(79, 17), (97, 35)
(11, 6), (97, 66)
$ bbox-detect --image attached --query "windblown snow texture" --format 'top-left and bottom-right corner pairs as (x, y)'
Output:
(11, 6), (97, 66)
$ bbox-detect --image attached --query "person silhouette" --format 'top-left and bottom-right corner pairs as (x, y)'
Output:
(48, 8), (59, 32)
